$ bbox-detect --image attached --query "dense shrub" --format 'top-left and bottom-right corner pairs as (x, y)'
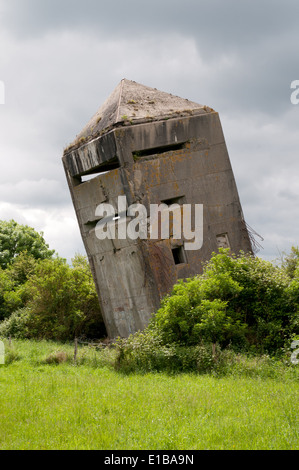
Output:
(153, 249), (296, 352)
(0, 253), (40, 321)
(115, 327), (223, 374)
(22, 255), (105, 341)
(0, 268), (21, 320)
(0, 307), (31, 339)
(0, 254), (105, 341)
(116, 249), (299, 373)
(0, 221), (106, 341)
(281, 246), (299, 279)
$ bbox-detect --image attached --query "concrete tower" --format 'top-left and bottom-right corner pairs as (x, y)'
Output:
(63, 79), (252, 338)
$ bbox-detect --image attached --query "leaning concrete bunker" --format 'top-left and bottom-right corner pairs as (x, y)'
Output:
(62, 79), (252, 338)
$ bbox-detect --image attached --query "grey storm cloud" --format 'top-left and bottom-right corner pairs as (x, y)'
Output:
(2, 0), (298, 46)
(0, 0), (298, 261)
(0, 179), (68, 207)
(2, 0), (298, 116)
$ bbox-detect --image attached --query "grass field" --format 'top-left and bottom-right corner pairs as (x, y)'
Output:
(0, 339), (298, 450)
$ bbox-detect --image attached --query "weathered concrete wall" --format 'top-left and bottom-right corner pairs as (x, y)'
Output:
(63, 76), (254, 340)
(63, 108), (252, 339)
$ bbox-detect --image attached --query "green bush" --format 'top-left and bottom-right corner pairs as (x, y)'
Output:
(115, 325), (228, 375)
(0, 307), (31, 339)
(153, 249), (297, 353)
(115, 327), (175, 373)
(115, 249), (299, 374)
(281, 246), (299, 279)
(0, 222), (106, 342)
(22, 255), (105, 341)
(0, 268), (21, 320)
(0, 254), (105, 341)
(0, 253), (39, 321)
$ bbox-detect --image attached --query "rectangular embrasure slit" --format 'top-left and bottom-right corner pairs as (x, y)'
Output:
(216, 233), (230, 249)
(84, 220), (99, 230)
(80, 158), (120, 182)
(133, 142), (186, 160)
(172, 246), (187, 265)
(161, 195), (185, 206)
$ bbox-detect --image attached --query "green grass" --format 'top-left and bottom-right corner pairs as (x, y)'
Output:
(0, 339), (298, 450)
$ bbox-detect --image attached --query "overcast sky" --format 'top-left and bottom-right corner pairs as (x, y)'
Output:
(0, 0), (298, 262)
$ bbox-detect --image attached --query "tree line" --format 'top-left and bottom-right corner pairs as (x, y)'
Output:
(0, 220), (105, 341)
(0, 220), (298, 366)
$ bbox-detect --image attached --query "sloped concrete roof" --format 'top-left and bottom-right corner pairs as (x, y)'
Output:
(66, 79), (212, 151)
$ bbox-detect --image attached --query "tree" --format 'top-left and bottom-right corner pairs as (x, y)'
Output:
(0, 267), (22, 320)
(0, 220), (54, 269)
(281, 246), (299, 279)
(23, 255), (105, 340)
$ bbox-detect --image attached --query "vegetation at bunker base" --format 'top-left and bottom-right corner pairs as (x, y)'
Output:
(0, 339), (298, 450)
(0, 220), (299, 449)
(116, 248), (299, 374)
(0, 220), (106, 341)
(0, 219), (298, 361)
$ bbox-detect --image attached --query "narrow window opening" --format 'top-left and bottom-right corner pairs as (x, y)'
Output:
(84, 220), (100, 230)
(172, 246), (186, 265)
(216, 233), (230, 249)
(80, 158), (120, 183)
(161, 195), (185, 206)
(133, 142), (186, 160)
